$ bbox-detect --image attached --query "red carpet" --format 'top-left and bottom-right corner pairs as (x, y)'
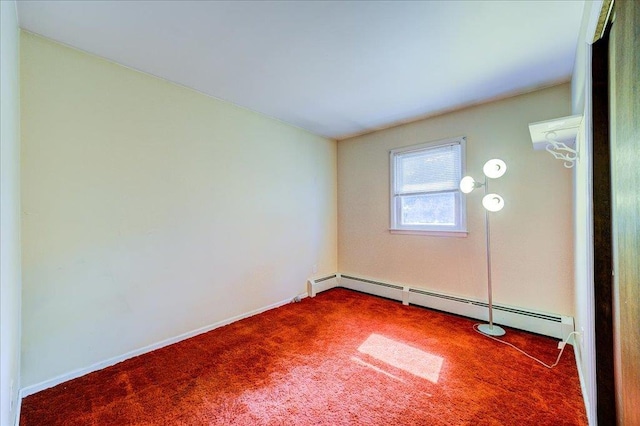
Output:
(20, 288), (587, 425)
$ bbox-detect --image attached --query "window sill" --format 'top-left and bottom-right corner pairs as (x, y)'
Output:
(389, 229), (468, 238)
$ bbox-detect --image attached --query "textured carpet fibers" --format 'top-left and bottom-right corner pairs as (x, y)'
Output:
(21, 288), (587, 425)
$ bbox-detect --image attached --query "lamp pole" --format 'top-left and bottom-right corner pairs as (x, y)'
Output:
(477, 174), (506, 337)
(461, 159), (507, 337)
(482, 177), (502, 335)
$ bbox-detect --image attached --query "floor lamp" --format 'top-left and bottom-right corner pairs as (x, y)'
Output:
(459, 159), (507, 337)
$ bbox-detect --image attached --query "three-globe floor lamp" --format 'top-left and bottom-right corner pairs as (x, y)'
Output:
(459, 159), (507, 337)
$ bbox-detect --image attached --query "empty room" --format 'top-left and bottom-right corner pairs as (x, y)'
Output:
(1, 1), (638, 425)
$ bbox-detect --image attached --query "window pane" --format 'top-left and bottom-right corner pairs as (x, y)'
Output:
(399, 193), (456, 226)
(396, 144), (461, 194)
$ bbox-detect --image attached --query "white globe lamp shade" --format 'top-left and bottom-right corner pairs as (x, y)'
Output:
(482, 194), (505, 212)
(483, 159), (507, 179)
(459, 176), (478, 194)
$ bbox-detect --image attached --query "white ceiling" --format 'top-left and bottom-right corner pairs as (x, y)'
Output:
(17, 1), (585, 140)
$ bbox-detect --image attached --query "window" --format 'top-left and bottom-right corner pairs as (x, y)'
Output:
(390, 136), (466, 235)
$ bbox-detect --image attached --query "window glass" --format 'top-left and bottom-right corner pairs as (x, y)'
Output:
(390, 137), (466, 234)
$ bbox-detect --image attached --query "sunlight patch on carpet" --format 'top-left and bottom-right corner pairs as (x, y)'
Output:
(351, 356), (405, 382)
(357, 334), (443, 383)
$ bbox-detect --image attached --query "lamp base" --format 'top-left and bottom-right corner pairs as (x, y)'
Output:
(478, 323), (506, 337)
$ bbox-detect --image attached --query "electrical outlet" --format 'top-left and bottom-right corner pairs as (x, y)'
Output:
(312, 264), (317, 274)
(558, 341), (566, 350)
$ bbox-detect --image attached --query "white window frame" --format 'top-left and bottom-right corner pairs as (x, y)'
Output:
(389, 136), (467, 237)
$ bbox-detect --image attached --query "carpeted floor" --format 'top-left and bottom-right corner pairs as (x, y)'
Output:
(20, 288), (587, 425)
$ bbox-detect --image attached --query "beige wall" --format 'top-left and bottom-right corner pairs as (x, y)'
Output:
(0, 1), (22, 424)
(21, 32), (337, 388)
(338, 84), (574, 316)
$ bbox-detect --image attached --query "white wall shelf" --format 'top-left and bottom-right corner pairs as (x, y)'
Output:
(529, 114), (583, 168)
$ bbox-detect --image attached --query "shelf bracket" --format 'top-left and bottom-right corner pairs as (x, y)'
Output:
(544, 131), (579, 168)
(528, 114), (583, 168)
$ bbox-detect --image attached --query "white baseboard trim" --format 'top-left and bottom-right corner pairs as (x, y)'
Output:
(19, 293), (305, 398)
(573, 339), (593, 425)
(13, 391), (21, 426)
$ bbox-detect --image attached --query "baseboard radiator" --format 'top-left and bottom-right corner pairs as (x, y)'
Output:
(307, 274), (574, 341)
(307, 274), (340, 297)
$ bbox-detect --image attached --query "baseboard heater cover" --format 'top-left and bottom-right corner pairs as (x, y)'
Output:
(340, 275), (405, 302)
(307, 274), (340, 297)
(309, 274), (573, 341)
